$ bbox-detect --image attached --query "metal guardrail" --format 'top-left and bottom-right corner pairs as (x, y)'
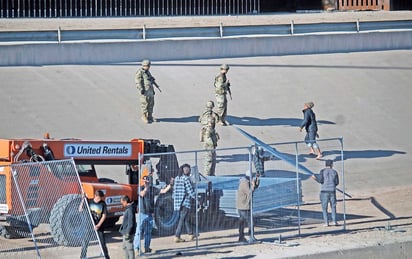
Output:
(0, 19), (411, 43)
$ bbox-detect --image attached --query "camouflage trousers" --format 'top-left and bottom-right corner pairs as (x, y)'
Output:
(139, 94), (155, 116)
(203, 148), (216, 176)
(215, 94), (227, 122)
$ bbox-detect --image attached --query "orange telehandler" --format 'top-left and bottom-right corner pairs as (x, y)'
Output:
(0, 135), (178, 246)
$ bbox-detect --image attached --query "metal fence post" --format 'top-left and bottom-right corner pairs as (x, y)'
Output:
(57, 26), (61, 43)
(339, 137), (347, 230)
(248, 145), (255, 243)
(294, 142), (301, 236)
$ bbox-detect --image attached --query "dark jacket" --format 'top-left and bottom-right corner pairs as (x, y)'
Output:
(119, 203), (136, 236)
(319, 168), (339, 192)
(300, 108), (318, 132)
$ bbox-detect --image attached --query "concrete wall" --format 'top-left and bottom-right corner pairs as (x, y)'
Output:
(1, 30), (412, 66)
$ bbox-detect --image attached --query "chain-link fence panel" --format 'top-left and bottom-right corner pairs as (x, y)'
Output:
(133, 136), (345, 255)
(0, 159), (103, 259)
(254, 137), (346, 242)
(138, 144), (303, 251)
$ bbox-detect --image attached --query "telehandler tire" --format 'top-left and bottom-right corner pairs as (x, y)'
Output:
(49, 194), (88, 247)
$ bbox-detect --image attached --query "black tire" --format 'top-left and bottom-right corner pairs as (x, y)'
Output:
(154, 193), (179, 236)
(0, 224), (31, 239)
(49, 194), (89, 247)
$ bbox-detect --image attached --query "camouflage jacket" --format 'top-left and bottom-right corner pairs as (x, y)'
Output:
(135, 68), (155, 96)
(214, 73), (230, 95)
(199, 109), (220, 127)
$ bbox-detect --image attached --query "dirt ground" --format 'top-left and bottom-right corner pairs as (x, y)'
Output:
(0, 10), (411, 259)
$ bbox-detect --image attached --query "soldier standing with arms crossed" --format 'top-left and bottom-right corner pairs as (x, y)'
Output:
(214, 64), (231, 126)
(135, 59), (160, 124)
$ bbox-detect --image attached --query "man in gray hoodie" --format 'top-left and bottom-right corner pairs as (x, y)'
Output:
(312, 160), (339, 226)
(119, 195), (136, 259)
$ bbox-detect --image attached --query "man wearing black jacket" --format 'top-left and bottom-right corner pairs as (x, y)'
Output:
(119, 195), (136, 259)
(299, 102), (322, 159)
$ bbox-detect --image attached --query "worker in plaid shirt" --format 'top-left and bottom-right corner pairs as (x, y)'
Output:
(173, 164), (197, 243)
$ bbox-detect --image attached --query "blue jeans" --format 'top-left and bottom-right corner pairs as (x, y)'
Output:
(175, 207), (193, 237)
(320, 191), (337, 224)
(133, 213), (153, 250)
(305, 131), (319, 149)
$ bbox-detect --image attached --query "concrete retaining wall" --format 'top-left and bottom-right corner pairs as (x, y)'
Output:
(1, 30), (411, 66)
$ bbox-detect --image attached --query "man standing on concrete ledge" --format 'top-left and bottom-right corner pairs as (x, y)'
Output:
(135, 59), (158, 124)
(214, 64), (231, 126)
(312, 159), (339, 227)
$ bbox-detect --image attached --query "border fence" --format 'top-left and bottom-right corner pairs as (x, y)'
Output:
(0, 159), (103, 259)
(135, 137), (346, 255)
(0, 0), (260, 18)
(1, 137), (345, 257)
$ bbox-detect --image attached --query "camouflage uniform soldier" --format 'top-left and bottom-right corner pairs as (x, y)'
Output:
(214, 64), (231, 126)
(135, 59), (157, 123)
(199, 100), (220, 129)
(201, 118), (219, 176)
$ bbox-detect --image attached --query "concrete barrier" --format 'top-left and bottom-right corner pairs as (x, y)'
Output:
(1, 30), (411, 66)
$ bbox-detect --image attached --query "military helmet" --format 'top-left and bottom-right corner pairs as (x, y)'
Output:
(220, 64), (230, 70)
(206, 100), (215, 109)
(142, 59), (151, 66)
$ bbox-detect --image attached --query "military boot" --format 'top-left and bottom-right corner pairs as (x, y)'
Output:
(148, 113), (157, 123)
(141, 113), (149, 124)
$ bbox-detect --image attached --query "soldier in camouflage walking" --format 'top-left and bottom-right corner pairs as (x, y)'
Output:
(201, 118), (219, 176)
(135, 59), (159, 124)
(214, 64), (232, 126)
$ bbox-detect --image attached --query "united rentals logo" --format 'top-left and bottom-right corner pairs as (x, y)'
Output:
(64, 143), (132, 157)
